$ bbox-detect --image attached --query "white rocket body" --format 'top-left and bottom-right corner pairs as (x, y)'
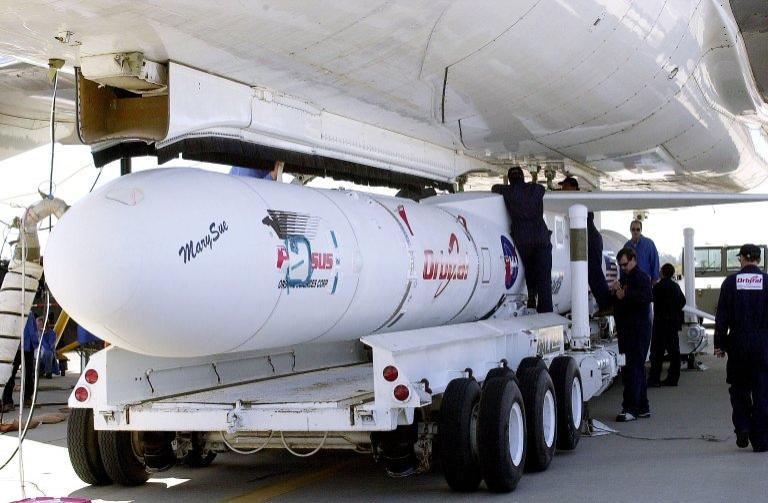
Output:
(44, 168), (573, 358)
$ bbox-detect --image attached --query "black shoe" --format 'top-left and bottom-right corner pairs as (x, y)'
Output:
(616, 412), (637, 422)
(0, 402), (14, 413)
(660, 380), (678, 387)
(44, 372), (53, 379)
(647, 379), (661, 388)
(737, 432), (750, 448)
(638, 410), (651, 418)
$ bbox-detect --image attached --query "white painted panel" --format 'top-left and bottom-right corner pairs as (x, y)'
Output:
(482, 247), (491, 283)
(165, 63), (253, 140)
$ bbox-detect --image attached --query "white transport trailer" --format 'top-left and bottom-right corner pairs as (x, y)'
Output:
(43, 170), (623, 492)
(68, 312), (621, 492)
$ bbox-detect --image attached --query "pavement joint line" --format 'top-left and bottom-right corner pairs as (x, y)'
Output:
(223, 460), (353, 503)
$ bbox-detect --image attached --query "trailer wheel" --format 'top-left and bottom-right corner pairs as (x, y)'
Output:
(67, 409), (112, 486)
(438, 377), (482, 492)
(515, 356), (547, 378)
(483, 366), (513, 388)
(519, 366), (557, 472)
(97, 430), (151, 486)
(183, 433), (217, 468)
(477, 376), (526, 493)
(549, 356), (582, 450)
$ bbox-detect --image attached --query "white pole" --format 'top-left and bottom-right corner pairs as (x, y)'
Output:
(683, 228), (697, 323)
(569, 204), (589, 349)
(683, 305), (714, 322)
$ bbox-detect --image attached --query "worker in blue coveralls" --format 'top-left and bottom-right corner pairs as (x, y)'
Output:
(648, 263), (686, 387)
(38, 316), (58, 379)
(77, 324), (103, 347)
(1, 312), (38, 412)
(612, 247), (653, 422)
(229, 160), (282, 180)
(558, 176), (611, 311)
(492, 166), (553, 312)
(587, 211), (613, 311)
(714, 244), (768, 452)
(623, 219), (660, 283)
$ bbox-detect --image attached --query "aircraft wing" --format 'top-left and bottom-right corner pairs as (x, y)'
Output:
(543, 191), (768, 213)
(0, 56), (79, 162)
(0, 1), (766, 191)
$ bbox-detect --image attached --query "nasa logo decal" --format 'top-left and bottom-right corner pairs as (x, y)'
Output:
(501, 236), (519, 289)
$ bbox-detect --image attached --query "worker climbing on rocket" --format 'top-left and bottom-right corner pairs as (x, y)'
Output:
(492, 166), (553, 313)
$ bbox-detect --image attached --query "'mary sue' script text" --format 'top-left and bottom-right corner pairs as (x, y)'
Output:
(179, 221), (229, 264)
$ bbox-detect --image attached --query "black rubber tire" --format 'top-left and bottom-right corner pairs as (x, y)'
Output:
(483, 366), (513, 387)
(438, 377), (482, 492)
(67, 408), (112, 486)
(516, 356), (547, 378)
(549, 356), (582, 451)
(519, 366), (557, 472)
(477, 376), (526, 493)
(97, 430), (151, 486)
(183, 433), (217, 468)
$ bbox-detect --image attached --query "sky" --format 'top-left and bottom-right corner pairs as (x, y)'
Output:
(2, 143), (768, 262)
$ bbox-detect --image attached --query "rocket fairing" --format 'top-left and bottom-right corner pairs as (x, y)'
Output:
(44, 168), (525, 358)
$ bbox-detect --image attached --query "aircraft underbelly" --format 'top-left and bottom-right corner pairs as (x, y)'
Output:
(0, 0), (766, 189)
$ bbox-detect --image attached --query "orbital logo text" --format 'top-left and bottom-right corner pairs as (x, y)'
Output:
(736, 273), (763, 290)
(423, 233), (469, 298)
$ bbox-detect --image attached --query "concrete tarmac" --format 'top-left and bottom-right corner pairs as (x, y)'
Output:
(0, 352), (765, 503)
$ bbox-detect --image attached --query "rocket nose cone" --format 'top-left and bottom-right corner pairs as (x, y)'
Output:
(45, 168), (281, 357)
(45, 182), (144, 349)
